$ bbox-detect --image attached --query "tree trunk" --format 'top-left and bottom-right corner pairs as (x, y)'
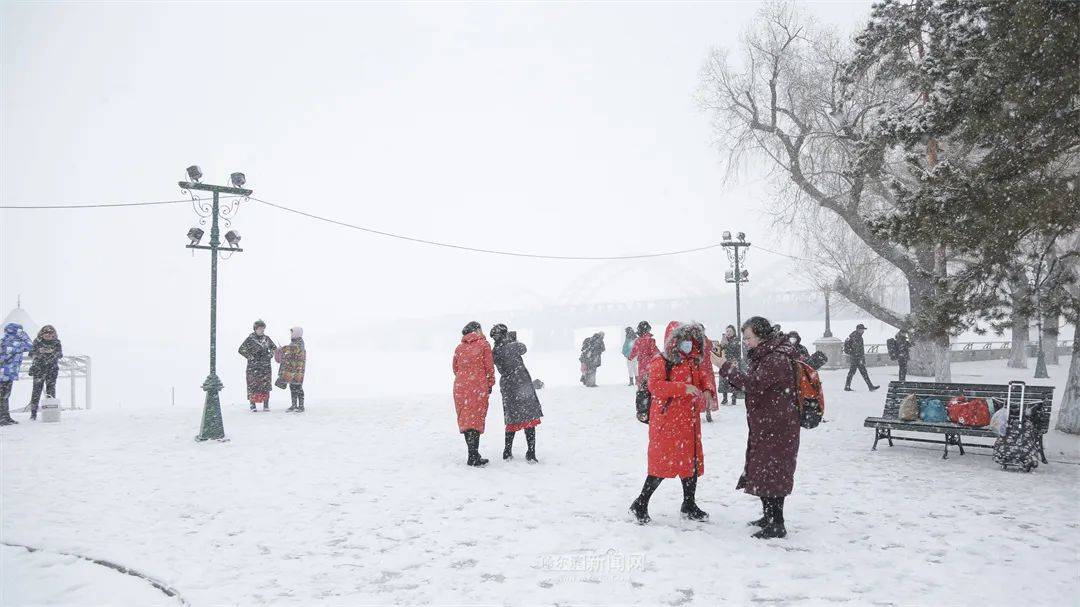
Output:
(1054, 330), (1080, 435)
(1043, 312), (1060, 365)
(1008, 282), (1030, 368)
(905, 275), (952, 382)
(1008, 317), (1030, 368)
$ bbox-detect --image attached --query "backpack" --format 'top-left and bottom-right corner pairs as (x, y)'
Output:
(843, 337), (853, 355)
(791, 359), (825, 429)
(635, 359), (675, 424)
(886, 338), (898, 361)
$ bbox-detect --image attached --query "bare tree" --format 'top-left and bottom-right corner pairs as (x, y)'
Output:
(698, 2), (954, 379)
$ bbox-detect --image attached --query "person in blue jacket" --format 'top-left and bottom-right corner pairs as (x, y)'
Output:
(0, 323), (34, 426)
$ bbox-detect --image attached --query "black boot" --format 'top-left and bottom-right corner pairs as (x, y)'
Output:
(753, 497), (787, 539)
(721, 393), (728, 405)
(296, 388), (305, 412)
(263, 401), (270, 412)
(286, 391), (298, 412)
(748, 497), (768, 527)
(30, 404), (38, 421)
(679, 475), (709, 521)
(250, 403), (257, 412)
(524, 427), (538, 463)
(629, 475), (662, 524)
(705, 410), (713, 423)
(465, 430), (488, 467)
(0, 397), (16, 426)
(503, 431), (515, 460)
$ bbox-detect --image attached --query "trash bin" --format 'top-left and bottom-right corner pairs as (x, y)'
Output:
(40, 396), (61, 423)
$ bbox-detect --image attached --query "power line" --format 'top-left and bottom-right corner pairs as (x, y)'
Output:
(0, 196), (239, 209)
(250, 197), (728, 261)
(1, 192), (818, 263)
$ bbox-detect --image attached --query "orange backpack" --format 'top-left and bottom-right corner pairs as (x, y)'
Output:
(792, 359), (825, 429)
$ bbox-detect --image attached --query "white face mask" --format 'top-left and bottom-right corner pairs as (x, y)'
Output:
(678, 340), (693, 354)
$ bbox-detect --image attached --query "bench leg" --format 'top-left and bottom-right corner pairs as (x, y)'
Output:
(872, 429), (881, 451)
(1039, 435), (1048, 464)
(956, 434), (965, 456)
(942, 438), (949, 460)
(886, 429), (894, 447)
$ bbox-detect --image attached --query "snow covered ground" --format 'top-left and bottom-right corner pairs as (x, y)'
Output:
(2, 357), (1078, 606)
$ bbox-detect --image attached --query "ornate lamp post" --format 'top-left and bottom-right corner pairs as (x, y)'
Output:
(180, 167), (251, 442)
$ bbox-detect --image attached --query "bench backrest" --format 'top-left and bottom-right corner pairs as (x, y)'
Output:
(882, 381), (1055, 433)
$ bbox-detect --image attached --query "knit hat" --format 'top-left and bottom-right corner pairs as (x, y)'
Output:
(637, 321), (651, 336)
(489, 324), (508, 342)
(290, 327), (303, 339)
(253, 319), (266, 330)
(462, 321), (481, 336)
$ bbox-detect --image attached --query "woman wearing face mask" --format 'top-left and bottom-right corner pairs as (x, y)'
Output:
(238, 320), (277, 412)
(713, 316), (801, 539)
(628, 321), (717, 524)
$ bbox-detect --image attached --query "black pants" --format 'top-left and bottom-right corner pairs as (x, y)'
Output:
(290, 383), (304, 408)
(0, 380), (13, 419)
(846, 362), (873, 388)
(897, 359), (908, 382)
(30, 368), (59, 409)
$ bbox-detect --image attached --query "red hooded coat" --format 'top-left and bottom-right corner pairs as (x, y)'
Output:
(646, 322), (717, 479)
(453, 333), (496, 433)
(717, 335), (801, 497)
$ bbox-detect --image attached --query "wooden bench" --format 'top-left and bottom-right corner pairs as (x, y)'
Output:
(863, 381), (1054, 461)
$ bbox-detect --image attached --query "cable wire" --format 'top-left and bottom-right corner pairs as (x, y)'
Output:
(0, 196), (238, 209)
(250, 197), (729, 261)
(1, 192), (818, 263)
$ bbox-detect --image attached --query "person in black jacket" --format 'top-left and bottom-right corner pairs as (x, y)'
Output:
(788, 331), (810, 361)
(579, 332), (605, 387)
(238, 320), (277, 411)
(28, 325), (63, 420)
(844, 324), (879, 392)
(894, 329), (912, 382)
(491, 325), (544, 462)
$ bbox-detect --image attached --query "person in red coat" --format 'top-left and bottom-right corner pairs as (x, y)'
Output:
(453, 321), (496, 467)
(714, 316), (801, 539)
(628, 321), (661, 387)
(629, 321), (717, 524)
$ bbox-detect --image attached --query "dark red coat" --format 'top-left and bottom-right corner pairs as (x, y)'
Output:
(646, 322), (717, 479)
(718, 336), (801, 497)
(453, 333), (495, 433)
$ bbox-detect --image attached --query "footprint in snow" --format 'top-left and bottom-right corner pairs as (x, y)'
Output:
(451, 559), (477, 569)
(481, 573), (505, 583)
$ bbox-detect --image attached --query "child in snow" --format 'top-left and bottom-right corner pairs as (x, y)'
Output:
(276, 327), (307, 412)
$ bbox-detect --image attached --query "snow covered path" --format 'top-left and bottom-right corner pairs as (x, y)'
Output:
(2, 358), (1078, 606)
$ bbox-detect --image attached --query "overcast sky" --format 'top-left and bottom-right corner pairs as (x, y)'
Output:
(1, 1), (873, 407)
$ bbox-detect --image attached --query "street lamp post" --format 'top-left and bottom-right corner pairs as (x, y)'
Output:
(721, 232), (751, 364)
(823, 286), (833, 338)
(180, 170), (251, 442)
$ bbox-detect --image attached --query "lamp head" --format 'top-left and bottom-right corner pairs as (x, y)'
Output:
(186, 165), (203, 183)
(230, 172), (246, 188)
(187, 227), (205, 246)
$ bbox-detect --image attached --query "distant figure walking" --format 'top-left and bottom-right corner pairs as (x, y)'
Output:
(453, 321), (496, 467)
(239, 320), (278, 411)
(629, 321), (660, 388)
(714, 316), (801, 539)
(579, 332), (605, 387)
(844, 324), (879, 392)
(718, 325), (742, 405)
(276, 327), (307, 412)
(628, 321), (716, 525)
(28, 325), (63, 420)
(490, 325), (543, 463)
(0, 323), (33, 426)
(889, 329), (912, 382)
(622, 327), (637, 386)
